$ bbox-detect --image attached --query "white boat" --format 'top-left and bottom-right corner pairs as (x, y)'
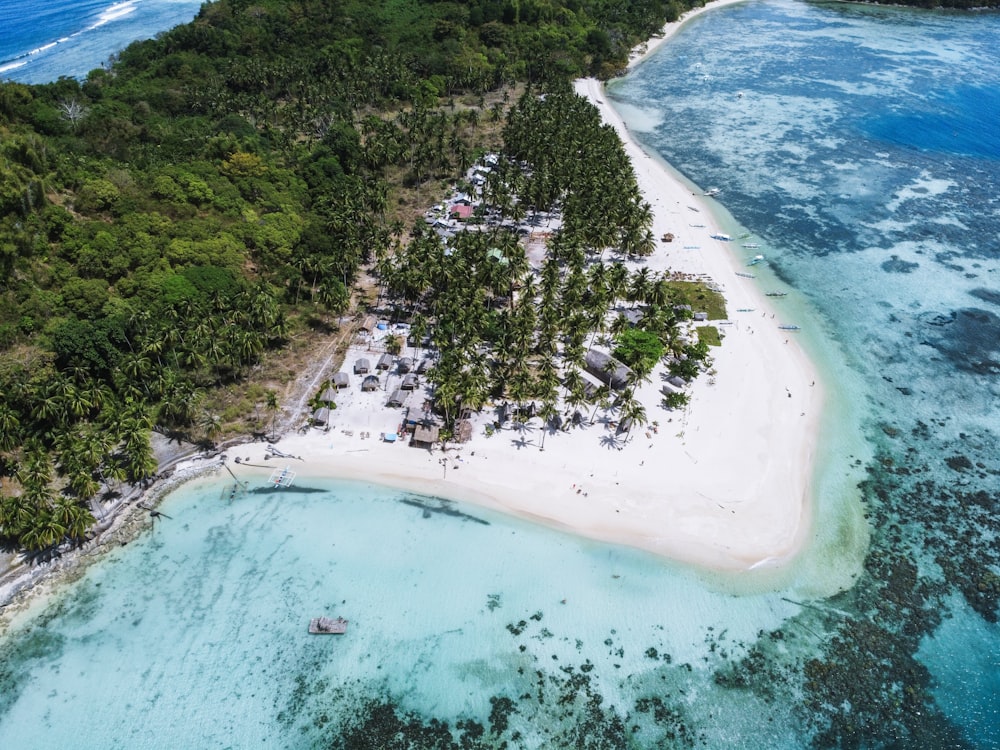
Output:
(742, 243), (760, 249)
(711, 233), (732, 241)
(269, 466), (295, 488)
(704, 187), (721, 197)
(747, 254), (765, 266)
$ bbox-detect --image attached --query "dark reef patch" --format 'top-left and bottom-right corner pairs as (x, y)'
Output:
(881, 254), (919, 273)
(921, 308), (1000, 374)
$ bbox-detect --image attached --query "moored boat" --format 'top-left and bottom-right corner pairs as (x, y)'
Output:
(766, 291), (788, 297)
(309, 616), (348, 634)
(747, 254), (765, 266)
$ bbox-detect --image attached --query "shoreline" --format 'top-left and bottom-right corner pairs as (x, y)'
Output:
(1, 0), (828, 622)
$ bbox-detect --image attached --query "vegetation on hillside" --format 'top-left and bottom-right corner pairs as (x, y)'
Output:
(0, 0), (711, 553)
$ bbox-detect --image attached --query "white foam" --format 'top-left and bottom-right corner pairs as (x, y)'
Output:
(88, 0), (139, 30)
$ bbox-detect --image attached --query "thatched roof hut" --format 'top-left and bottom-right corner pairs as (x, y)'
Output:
(360, 315), (376, 333)
(361, 374), (380, 392)
(377, 353), (394, 370)
(312, 407), (330, 425)
(319, 387), (337, 403)
(584, 350), (632, 391)
(397, 356), (413, 373)
(401, 373), (419, 391)
(387, 389), (407, 408)
(412, 423), (440, 448)
(354, 358), (370, 374)
(415, 358), (430, 374)
(332, 372), (349, 389)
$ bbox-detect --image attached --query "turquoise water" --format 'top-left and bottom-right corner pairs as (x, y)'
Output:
(1, 474), (817, 748)
(2, 1), (1000, 747)
(608, 0), (1000, 746)
(0, 0), (203, 84)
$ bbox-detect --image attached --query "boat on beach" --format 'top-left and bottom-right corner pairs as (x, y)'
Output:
(735, 272), (755, 278)
(309, 616), (348, 634)
(778, 325), (801, 331)
(268, 466), (295, 488)
(711, 233), (732, 241)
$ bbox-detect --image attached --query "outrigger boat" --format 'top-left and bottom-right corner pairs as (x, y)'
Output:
(704, 187), (721, 197)
(778, 325), (801, 331)
(268, 465), (295, 488)
(309, 616), (348, 634)
(742, 243), (760, 249)
(766, 291), (788, 297)
(735, 272), (755, 278)
(747, 254), (765, 266)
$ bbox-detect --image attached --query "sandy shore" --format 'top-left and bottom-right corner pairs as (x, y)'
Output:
(1, 0), (823, 619)
(212, 0), (822, 575)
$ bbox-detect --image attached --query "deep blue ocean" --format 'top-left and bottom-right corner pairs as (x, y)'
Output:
(0, 0), (203, 84)
(1, 1), (999, 748)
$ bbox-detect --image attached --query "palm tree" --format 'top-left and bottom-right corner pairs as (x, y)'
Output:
(265, 390), (280, 441)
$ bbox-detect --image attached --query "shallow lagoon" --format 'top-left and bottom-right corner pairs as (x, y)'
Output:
(2, 475), (826, 748)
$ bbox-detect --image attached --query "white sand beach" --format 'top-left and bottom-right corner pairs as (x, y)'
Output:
(222, 0), (823, 574)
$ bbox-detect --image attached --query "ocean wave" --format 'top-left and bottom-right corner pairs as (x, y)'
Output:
(88, 1), (140, 31)
(0, 60), (28, 74)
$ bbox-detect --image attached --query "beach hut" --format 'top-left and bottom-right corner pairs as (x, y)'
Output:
(416, 359), (430, 375)
(584, 350), (633, 391)
(377, 353), (394, 371)
(387, 389), (407, 408)
(332, 372), (349, 389)
(397, 356), (413, 374)
(354, 358), (370, 375)
(361, 374), (380, 392)
(400, 373), (419, 391)
(312, 407), (330, 426)
(319, 387), (337, 403)
(693, 311), (709, 322)
(412, 424), (440, 448)
(360, 315), (376, 335)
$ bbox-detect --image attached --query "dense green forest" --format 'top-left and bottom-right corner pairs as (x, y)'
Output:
(0, 0), (706, 553)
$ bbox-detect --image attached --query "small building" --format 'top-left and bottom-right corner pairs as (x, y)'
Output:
(415, 358), (431, 374)
(400, 373), (419, 391)
(450, 203), (474, 221)
(354, 358), (370, 375)
(360, 315), (376, 334)
(312, 407), (330, 426)
(578, 370), (605, 399)
(377, 353), (394, 371)
(332, 372), (349, 389)
(361, 374), (380, 392)
(693, 311), (709, 322)
(412, 423), (440, 448)
(387, 389), (407, 408)
(584, 350), (633, 391)
(397, 356), (413, 374)
(319, 387), (337, 403)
